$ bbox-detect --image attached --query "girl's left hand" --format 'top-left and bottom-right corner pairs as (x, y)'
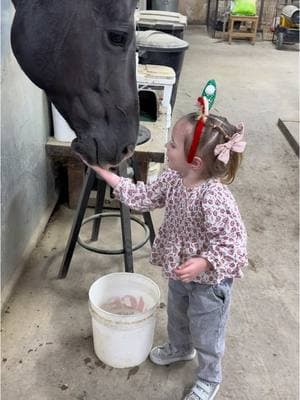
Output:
(175, 257), (211, 283)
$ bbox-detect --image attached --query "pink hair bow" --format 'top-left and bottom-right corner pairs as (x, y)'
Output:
(214, 123), (246, 164)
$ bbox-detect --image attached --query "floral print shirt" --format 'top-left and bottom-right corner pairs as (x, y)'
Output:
(113, 168), (247, 284)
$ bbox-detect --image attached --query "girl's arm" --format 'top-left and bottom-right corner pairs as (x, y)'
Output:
(200, 187), (248, 278)
(82, 161), (171, 212)
(88, 164), (120, 188)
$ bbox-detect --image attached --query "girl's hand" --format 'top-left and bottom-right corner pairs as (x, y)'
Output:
(88, 163), (109, 177)
(77, 155), (108, 175)
(175, 257), (212, 283)
(77, 155), (120, 188)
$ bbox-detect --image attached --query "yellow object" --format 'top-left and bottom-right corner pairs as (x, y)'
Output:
(280, 5), (300, 29)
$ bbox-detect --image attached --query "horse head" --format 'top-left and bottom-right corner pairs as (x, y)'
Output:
(11, 0), (139, 166)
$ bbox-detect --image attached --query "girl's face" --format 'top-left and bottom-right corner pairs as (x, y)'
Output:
(166, 119), (191, 174)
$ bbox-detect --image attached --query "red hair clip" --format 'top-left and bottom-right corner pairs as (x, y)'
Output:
(187, 97), (208, 163)
(187, 80), (216, 163)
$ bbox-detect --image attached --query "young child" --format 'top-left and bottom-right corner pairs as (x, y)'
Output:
(83, 100), (247, 400)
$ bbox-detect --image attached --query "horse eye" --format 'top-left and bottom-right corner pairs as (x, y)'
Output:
(108, 31), (128, 47)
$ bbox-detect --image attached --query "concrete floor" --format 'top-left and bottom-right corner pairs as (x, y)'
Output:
(1, 28), (299, 400)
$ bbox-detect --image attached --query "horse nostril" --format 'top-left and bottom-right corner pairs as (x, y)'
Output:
(122, 144), (134, 157)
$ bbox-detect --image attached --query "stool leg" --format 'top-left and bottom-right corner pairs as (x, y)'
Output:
(90, 179), (106, 241)
(118, 162), (134, 273)
(143, 212), (155, 246)
(131, 156), (156, 245)
(120, 202), (134, 273)
(58, 168), (96, 279)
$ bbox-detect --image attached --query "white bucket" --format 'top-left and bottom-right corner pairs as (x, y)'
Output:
(51, 104), (76, 142)
(88, 272), (160, 368)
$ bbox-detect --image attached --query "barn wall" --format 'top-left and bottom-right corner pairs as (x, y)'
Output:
(178, 0), (208, 24)
(1, 1), (57, 308)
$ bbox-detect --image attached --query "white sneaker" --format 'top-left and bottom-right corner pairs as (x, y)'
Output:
(184, 380), (220, 400)
(149, 343), (196, 366)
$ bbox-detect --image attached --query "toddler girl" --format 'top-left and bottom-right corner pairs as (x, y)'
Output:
(83, 102), (247, 400)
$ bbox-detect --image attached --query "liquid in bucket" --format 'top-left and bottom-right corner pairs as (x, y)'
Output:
(100, 295), (147, 315)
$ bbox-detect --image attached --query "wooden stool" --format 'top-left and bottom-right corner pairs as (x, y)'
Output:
(57, 161), (155, 279)
(46, 111), (168, 278)
(228, 15), (258, 45)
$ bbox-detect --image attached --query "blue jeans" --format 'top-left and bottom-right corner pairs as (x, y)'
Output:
(167, 278), (233, 384)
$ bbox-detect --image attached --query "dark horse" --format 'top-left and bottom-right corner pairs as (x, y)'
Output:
(10, 0), (139, 166)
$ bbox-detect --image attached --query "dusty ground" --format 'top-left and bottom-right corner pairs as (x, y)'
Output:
(1, 28), (299, 400)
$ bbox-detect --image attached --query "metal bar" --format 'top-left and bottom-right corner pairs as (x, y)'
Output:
(214, 0), (219, 38)
(258, 0), (265, 30)
(277, 119), (299, 157)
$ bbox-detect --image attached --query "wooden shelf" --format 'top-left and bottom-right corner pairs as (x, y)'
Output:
(228, 15), (258, 45)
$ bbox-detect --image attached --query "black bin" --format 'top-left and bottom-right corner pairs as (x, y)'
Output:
(136, 30), (189, 109)
(151, 0), (179, 12)
(136, 10), (187, 39)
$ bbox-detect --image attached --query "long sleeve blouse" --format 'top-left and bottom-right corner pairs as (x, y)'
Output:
(113, 168), (247, 284)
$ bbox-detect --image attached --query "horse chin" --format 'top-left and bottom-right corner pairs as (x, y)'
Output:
(99, 150), (134, 169)
(71, 138), (134, 168)
(71, 139), (97, 165)
(108, 149), (135, 169)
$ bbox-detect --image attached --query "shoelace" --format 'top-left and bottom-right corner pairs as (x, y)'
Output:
(190, 381), (215, 400)
(189, 393), (201, 400)
(158, 343), (176, 356)
(188, 394), (201, 400)
(195, 383), (210, 394)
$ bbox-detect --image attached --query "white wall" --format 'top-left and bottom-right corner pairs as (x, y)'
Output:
(1, 1), (57, 307)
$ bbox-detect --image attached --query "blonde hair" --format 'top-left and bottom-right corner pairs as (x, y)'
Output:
(183, 113), (243, 184)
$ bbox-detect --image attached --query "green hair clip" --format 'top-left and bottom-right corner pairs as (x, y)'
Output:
(195, 79), (217, 120)
(202, 79), (217, 110)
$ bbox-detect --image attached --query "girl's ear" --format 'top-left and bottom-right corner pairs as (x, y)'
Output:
(190, 156), (203, 170)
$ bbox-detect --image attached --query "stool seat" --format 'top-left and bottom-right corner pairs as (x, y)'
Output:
(228, 15), (258, 45)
